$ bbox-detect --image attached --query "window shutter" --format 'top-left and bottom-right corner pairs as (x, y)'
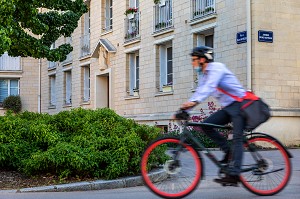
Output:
(105, 0), (110, 29)
(0, 80), (8, 103)
(159, 45), (167, 90)
(129, 54), (135, 95)
(83, 67), (90, 101)
(84, 9), (90, 35)
(50, 76), (56, 105)
(129, 0), (135, 7)
(135, 55), (139, 89)
(66, 72), (72, 104)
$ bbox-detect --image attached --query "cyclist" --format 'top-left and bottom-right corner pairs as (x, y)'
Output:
(175, 46), (246, 185)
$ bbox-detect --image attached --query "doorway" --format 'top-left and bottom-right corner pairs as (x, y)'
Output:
(96, 73), (110, 108)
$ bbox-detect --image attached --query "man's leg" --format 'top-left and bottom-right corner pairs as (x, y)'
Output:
(214, 102), (245, 185)
(202, 109), (231, 153)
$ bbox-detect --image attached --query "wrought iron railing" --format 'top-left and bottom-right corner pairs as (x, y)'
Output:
(191, 0), (216, 20)
(80, 33), (90, 57)
(153, 0), (173, 32)
(124, 12), (140, 42)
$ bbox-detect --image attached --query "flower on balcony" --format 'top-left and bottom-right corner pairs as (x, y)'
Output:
(124, 7), (138, 16)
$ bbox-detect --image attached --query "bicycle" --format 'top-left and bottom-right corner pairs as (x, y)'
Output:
(141, 111), (293, 199)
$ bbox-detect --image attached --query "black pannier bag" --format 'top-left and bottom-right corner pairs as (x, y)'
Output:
(218, 88), (271, 130)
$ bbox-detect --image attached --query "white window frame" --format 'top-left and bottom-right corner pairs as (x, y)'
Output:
(83, 66), (90, 102)
(0, 79), (20, 104)
(49, 76), (56, 106)
(64, 71), (72, 105)
(105, 0), (113, 31)
(159, 43), (173, 91)
(129, 53), (139, 96)
(129, 0), (139, 8)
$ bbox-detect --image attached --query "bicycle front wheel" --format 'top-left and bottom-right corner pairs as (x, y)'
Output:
(141, 137), (202, 199)
(240, 136), (291, 196)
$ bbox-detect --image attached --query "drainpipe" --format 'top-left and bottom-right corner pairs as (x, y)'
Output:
(38, 8), (42, 113)
(246, 0), (252, 91)
(38, 58), (41, 113)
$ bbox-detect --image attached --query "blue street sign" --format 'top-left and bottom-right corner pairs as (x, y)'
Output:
(258, 30), (273, 43)
(236, 31), (247, 44)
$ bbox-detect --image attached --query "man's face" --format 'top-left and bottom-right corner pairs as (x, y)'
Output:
(191, 56), (206, 68)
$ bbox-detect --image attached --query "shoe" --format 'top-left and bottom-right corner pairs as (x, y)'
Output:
(214, 175), (240, 186)
(219, 151), (231, 164)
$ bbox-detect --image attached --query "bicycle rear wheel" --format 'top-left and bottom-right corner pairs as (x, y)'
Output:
(240, 136), (291, 196)
(141, 137), (202, 199)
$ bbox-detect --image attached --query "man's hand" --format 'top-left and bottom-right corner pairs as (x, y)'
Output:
(181, 101), (197, 110)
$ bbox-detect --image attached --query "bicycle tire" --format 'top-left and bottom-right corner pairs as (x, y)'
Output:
(240, 136), (292, 196)
(141, 137), (202, 199)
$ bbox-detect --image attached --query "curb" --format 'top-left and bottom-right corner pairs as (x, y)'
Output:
(2, 170), (167, 193)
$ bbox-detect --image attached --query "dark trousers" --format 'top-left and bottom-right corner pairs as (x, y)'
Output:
(202, 101), (245, 175)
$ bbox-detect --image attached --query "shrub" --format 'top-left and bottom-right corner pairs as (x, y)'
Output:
(0, 108), (162, 180)
(2, 95), (22, 113)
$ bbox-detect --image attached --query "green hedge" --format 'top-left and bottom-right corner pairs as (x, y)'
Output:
(0, 108), (162, 180)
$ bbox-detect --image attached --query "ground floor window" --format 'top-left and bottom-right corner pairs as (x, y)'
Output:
(0, 79), (19, 105)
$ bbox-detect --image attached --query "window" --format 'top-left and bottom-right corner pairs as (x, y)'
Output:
(83, 66), (90, 102)
(158, 43), (173, 92)
(49, 43), (56, 69)
(154, 0), (173, 32)
(128, 53), (139, 96)
(166, 47), (173, 85)
(64, 71), (72, 105)
(125, 0), (140, 42)
(81, 6), (90, 57)
(0, 79), (19, 104)
(196, 31), (214, 48)
(105, 0), (113, 31)
(192, 0), (215, 20)
(193, 30), (214, 87)
(49, 76), (56, 106)
(129, 0), (139, 8)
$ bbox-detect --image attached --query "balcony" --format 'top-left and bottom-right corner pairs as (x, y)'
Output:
(191, 0), (216, 21)
(0, 53), (21, 71)
(80, 33), (90, 57)
(153, 0), (173, 33)
(124, 12), (140, 43)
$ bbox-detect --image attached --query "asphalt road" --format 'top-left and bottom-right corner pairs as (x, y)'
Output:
(0, 149), (299, 199)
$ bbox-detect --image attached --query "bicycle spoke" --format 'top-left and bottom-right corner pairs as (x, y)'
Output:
(240, 136), (291, 196)
(141, 137), (202, 198)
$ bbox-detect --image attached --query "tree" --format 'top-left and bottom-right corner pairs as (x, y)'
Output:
(0, 0), (87, 62)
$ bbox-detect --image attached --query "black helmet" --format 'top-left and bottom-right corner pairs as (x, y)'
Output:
(190, 46), (213, 61)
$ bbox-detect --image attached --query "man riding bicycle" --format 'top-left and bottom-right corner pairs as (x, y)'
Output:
(175, 46), (246, 185)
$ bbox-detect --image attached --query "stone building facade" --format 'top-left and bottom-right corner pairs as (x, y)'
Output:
(4, 0), (298, 145)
